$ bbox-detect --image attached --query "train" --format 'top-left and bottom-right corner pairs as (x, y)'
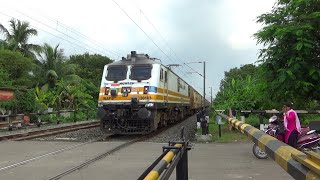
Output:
(97, 51), (209, 134)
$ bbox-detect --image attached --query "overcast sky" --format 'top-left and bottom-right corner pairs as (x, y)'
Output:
(0, 0), (276, 99)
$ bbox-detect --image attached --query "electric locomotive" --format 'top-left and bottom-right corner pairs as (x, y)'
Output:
(97, 51), (204, 134)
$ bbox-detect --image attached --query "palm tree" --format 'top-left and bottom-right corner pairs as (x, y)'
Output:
(37, 43), (81, 89)
(0, 19), (41, 58)
(35, 43), (83, 111)
(0, 39), (9, 50)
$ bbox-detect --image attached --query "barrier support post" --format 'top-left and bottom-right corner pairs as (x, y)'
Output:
(259, 113), (264, 130)
(176, 144), (188, 180)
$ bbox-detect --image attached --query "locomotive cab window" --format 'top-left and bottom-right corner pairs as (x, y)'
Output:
(106, 65), (127, 81)
(130, 65), (152, 80)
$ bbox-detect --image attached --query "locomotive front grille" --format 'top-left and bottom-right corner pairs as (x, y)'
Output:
(111, 118), (152, 134)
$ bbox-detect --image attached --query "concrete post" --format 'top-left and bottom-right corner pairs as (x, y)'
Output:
(228, 108), (233, 130)
(7, 110), (12, 131)
(240, 116), (245, 123)
(37, 110), (41, 127)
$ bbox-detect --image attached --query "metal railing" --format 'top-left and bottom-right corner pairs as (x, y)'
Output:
(0, 109), (91, 130)
(217, 112), (320, 180)
(138, 127), (192, 180)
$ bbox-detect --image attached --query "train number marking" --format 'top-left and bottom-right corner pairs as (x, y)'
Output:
(140, 96), (151, 100)
(103, 96), (112, 100)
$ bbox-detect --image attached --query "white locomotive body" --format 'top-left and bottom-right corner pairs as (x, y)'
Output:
(98, 51), (205, 134)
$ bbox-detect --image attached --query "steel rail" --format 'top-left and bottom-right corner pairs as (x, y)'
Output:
(0, 121), (99, 141)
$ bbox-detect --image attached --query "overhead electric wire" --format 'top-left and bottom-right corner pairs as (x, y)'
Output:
(111, 0), (176, 64)
(138, 9), (180, 61)
(28, 9), (122, 58)
(135, 5), (206, 88)
(13, 10), (114, 58)
(115, 0), (197, 85)
(1, 7), (210, 95)
(0, 11), (98, 55)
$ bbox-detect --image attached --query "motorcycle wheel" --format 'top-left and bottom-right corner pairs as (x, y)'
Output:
(252, 143), (268, 159)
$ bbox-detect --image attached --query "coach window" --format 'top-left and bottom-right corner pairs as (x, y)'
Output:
(177, 79), (180, 92)
(160, 68), (164, 81)
(106, 65), (127, 81)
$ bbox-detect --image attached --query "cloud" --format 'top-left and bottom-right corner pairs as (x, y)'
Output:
(0, 0), (276, 96)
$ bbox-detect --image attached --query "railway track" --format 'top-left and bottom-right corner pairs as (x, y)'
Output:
(0, 119), (177, 174)
(47, 117), (189, 180)
(0, 121), (100, 141)
(0, 115), (193, 179)
(0, 134), (112, 172)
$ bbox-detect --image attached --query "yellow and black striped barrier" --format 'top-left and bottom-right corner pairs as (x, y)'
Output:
(292, 151), (320, 176)
(143, 144), (183, 180)
(218, 113), (320, 180)
(139, 127), (191, 180)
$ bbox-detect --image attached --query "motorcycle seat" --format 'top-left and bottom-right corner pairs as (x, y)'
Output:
(306, 130), (316, 135)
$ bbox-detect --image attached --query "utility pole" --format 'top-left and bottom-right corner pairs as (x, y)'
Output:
(203, 61), (205, 110)
(210, 87), (212, 107)
(185, 61), (207, 135)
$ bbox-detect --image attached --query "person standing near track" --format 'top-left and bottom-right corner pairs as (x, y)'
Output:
(282, 102), (301, 148)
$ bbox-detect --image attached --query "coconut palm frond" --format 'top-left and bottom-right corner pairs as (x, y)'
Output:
(0, 23), (12, 41)
(61, 63), (79, 75)
(63, 74), (82, 84)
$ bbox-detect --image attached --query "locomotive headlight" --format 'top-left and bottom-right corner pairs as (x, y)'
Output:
(143, 86), (149, 94)
(105, 87), (110, 95)
(122, 87), (131, 93)
(145, 103), (154, 107)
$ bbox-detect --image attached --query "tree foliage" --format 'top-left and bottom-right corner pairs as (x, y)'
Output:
(0, 50), (35, 88)
(0, 69), (12, 87)
(215, 0), (320, 110)
(254, 0), (320, 105)
(0, 19), (41, 59)
(214, 64), (269, 109)
(0, 19), (111, 115)
(69, 53), (113, 86)
(36, 43), (82, 89)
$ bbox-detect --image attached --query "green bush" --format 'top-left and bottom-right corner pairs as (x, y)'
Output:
(15, 89), (35, 113)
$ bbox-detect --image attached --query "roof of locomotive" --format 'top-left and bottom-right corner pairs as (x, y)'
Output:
(108, 53), (161, 66)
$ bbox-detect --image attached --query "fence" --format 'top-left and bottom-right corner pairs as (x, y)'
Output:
(138, 127), (191, 180)
(0, 109), (90, 130)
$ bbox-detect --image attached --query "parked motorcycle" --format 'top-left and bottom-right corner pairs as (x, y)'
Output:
(253, 115), (320, 159)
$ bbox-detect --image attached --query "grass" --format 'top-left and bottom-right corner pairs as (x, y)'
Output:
(198, 112), (320, 143)
(209, 123), (249, 143)
(196, 113), (249, 143)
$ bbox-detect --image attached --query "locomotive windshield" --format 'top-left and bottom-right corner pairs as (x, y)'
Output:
(130, 65), (152, 80)
(106, 65), (127, 81)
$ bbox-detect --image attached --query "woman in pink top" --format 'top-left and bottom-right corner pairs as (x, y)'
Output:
(282, 102), (301, 148)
